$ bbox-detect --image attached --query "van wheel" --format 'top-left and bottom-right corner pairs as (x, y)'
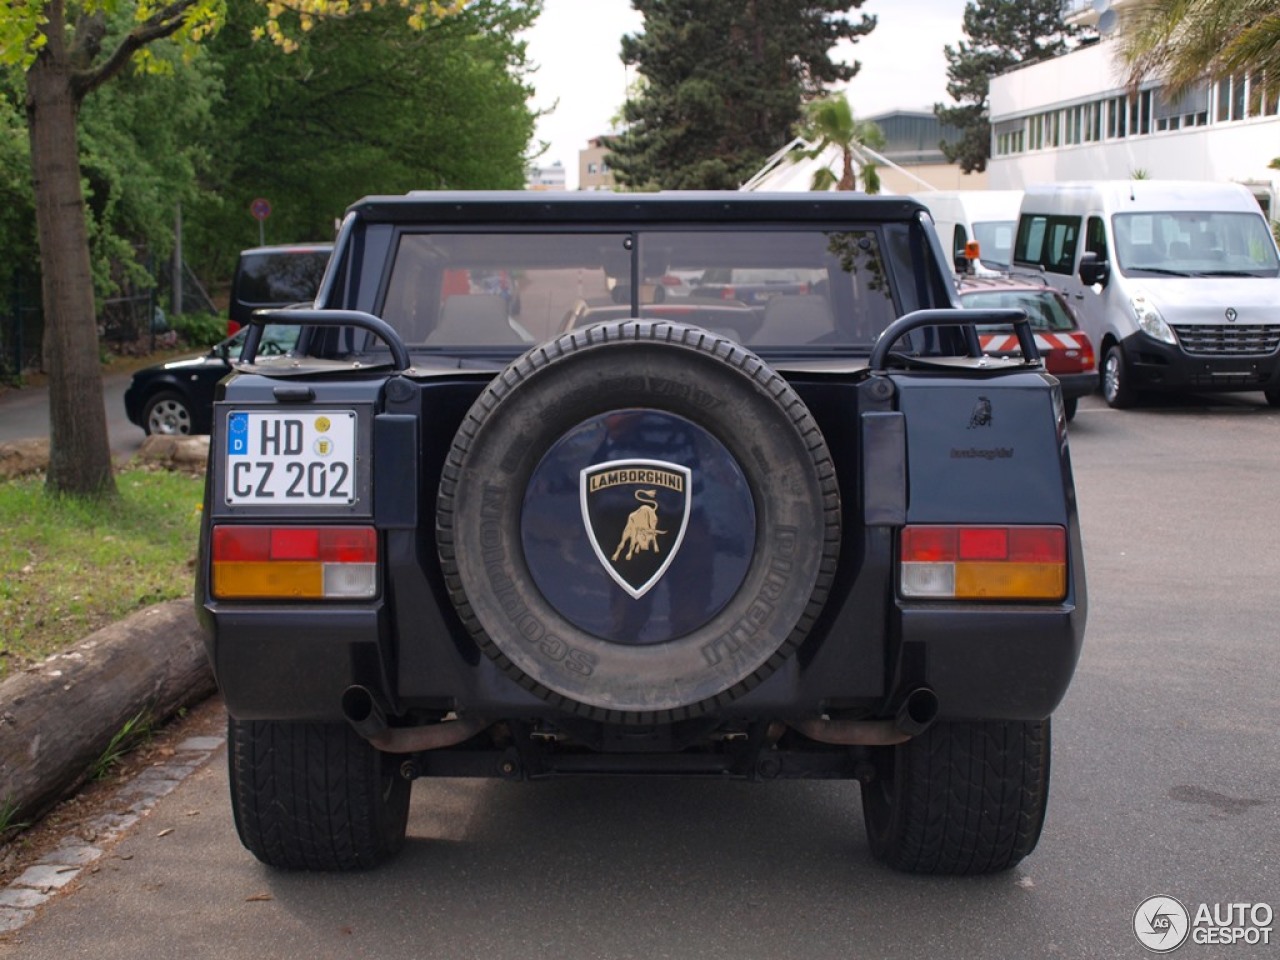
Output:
(861, 719), (1051, 874)
(1101, 344), (1138, 409)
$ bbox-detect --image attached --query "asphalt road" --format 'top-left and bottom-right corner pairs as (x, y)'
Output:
(0, 371), (146, 461)
(3, 390), (1278, 959)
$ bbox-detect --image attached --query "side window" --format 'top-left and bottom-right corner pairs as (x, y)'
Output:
(1013, 214), (1080, 274)
(952, 224), (968, 258)
(1086, 216), (1108, 261)
(1014, 215), (1048, 266)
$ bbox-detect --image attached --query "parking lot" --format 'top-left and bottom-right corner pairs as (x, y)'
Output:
(2, 388), (1278, 959)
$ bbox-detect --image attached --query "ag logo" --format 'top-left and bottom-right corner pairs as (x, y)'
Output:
(1133, 895), (1190, 953)
(580, 458), (691, 599)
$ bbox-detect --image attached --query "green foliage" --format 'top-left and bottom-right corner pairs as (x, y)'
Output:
(934, 0), (1083, 174)
(168, 311), (226, 348)
(182, 0), (540, 283)
(92, 708), (155, 780)
(0, 795), (30, 839)
(0, 0), (539, 343)
(607, 0), (875, 190)
(796, 96), (885, 192)
(1119, 0), (1280, 100)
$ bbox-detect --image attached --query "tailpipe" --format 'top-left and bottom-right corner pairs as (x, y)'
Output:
(894, 687), (939, 738)
(341, 685), (489, 754)
(789, 688), (940, 746)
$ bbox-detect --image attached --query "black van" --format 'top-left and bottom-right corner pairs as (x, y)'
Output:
(227, 243), (333, 335)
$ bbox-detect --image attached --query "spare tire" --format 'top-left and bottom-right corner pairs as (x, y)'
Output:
(437, 320), (840, 724)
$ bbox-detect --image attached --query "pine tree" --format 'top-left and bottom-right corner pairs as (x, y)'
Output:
(608, 0), (875, 190)
(933, 0), (1083, 174)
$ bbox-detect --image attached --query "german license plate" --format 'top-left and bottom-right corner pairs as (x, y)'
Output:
(225, 411), (357, 505)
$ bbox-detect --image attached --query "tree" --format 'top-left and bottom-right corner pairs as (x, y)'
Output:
(796, 95), (885, 192)
(1118, 0), (1280, 97)
(934, 0), (1082, 174)
(0, 0), (469, 498)
(184, 0), (538, 278)
(607, 0), (876, 191)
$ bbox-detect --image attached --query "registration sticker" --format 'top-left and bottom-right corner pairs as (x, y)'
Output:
(225, 411), (357, 505)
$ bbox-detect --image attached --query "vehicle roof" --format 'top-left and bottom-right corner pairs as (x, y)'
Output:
(911, 190), (1024, 220)
(346, 190), (931, 226)
(1020, 179), (1259, 213)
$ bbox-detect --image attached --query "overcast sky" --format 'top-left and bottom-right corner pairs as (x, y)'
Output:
(521, 0), (971, 187)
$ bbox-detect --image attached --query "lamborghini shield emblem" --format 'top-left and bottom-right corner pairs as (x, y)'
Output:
(580, 458), (692, 599)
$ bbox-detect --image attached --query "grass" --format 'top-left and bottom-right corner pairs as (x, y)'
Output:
(91, 708), (155, 781)
(0, 795), (30, 840)
(0, 468), (206, 681)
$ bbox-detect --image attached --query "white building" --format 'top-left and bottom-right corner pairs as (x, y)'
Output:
(987, 0), (1279, 220)
(525, 160), (567, 191)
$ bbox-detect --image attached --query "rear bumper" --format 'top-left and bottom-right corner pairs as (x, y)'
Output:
(1056, 371), (1099, 400)
(204, 599), (1084, 726)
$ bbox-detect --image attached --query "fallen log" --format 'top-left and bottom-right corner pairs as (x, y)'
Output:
(0, 599), (215, 828)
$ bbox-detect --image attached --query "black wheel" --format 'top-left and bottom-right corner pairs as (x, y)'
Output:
(1264, 389), (1280, 409)
(437, 320), (840, 724)
(227, 717), (410, 871)
(1101, 343), (1138, 409)
(861, 719), (1051, 875)
(142, 391), (193, 436)
(1063, 396), (1078, 421)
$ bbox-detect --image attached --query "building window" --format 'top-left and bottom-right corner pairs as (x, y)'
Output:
(1108, 97), (1126, 139)
(1086, 101), (1102, 142)
(1129, 90), (1152, 135)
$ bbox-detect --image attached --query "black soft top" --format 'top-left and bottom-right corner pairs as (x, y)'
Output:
(346, 190), (930, 227)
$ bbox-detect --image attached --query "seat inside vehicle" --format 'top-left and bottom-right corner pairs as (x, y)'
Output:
(751, 294), (835, 345)
(425, 294), (525, 345)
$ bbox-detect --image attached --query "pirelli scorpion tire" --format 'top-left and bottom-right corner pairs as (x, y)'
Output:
(227, 718), (410, 871)
(437, 320), (840, 724)
(861, 719), (1052, 875)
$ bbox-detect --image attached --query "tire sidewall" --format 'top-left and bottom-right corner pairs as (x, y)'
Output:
(439, 322), (838, 721)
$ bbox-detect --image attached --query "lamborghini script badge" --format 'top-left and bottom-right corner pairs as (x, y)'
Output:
(580, 458), (692, 598)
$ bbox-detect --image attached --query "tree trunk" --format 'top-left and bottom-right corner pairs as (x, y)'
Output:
(25, 27), (118, 499)
(0, 600), (215, 828)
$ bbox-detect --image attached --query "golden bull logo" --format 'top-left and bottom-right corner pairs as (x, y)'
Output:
(581, 459), (691, 599)
(612, 490), (667, 562)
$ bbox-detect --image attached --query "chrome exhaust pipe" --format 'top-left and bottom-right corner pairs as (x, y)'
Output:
(789, 688), (939, 746)
(341, 685), (488, 754)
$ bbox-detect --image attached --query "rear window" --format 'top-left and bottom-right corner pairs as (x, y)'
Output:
(377, 229), (900, 351)
(235, 250), (331, 306)
(959, 288), (1077, 332)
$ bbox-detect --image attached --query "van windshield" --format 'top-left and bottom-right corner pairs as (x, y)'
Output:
(971, 220), (1015, 268)
(1112, 211), (1280, 277)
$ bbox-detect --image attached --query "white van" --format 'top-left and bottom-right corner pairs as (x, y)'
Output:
(1012, 180), (1280, 408)
(911, 190), (1023, 275)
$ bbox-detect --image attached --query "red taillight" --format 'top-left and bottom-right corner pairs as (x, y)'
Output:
(211, 525), (377, 599)
(901, 525), (1067, 600)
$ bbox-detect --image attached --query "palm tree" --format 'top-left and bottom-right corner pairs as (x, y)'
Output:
(1119, 0), (1280, 99)
(795, 95), (887, 193)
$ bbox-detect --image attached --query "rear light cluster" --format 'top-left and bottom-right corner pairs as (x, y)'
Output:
(211, 525), (377, 600)
(900, 525), (1067, 600)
